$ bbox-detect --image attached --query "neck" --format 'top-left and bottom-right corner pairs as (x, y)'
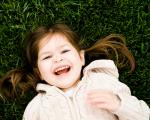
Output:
(62, 80), (80, 92)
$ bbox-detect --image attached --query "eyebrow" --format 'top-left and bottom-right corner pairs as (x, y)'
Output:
(39, 44), (69, 57)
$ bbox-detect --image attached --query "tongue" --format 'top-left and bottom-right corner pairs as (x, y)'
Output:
(56, 68), (69, 75)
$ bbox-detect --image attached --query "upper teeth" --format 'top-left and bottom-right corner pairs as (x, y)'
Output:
(55, 66), (69, 73)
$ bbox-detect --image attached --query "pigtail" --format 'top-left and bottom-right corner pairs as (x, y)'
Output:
(84, 34), (135, 72)
(0, 69), (36, 100)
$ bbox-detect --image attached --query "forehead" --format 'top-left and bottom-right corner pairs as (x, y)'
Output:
(39, 33), (72, 48)
(38, 33), (75, 53)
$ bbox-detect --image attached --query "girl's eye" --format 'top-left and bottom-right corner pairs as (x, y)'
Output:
(43, 55), (52, 60)
(61, 49), (70, 54)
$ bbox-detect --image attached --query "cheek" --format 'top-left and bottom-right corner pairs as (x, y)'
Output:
(38, 61), (52, 78)
(73, 53), (84, 65)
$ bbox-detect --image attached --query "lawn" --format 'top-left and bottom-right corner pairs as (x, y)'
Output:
(0, 0), (150, 119)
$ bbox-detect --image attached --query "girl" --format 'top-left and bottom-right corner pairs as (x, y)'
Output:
(0, 23), (149, 120)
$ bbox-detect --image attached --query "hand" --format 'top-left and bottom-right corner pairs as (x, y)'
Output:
(87, 89), (121, 112)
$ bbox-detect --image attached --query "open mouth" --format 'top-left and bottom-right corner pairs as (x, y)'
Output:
(54, 65), (71, 75)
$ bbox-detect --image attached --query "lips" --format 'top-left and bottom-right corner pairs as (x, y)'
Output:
(54, 65), (71, 75)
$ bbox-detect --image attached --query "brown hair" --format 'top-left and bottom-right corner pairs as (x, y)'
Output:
(0, 23), (135, 100)
(84, 34), (135, 71)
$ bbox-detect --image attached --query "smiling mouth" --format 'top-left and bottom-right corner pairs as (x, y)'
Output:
(54, 65), (71, 75)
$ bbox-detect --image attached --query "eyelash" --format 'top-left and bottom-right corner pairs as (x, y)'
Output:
(61, 49), (70, 54)
(43, 56), (52, 60)
(42, 49), (70, 60)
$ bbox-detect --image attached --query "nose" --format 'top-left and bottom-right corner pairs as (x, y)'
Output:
(53, 54), (63, 62)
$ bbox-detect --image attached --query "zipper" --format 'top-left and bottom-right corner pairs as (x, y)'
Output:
(64, 81), (84, 120)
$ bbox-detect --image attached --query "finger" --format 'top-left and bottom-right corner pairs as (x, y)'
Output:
(87, 89), (112, 97)
(95, 102), (110, 110)
(87, 91), (111, 100)
(88, 97), (106, 104)
(87, 93), (109, 105)
(87, 98), (109, 110)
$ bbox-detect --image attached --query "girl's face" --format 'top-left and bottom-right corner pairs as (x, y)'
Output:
(37, 33), (85, 91)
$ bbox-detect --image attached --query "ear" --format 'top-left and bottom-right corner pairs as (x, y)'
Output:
(79, 50), (85, 66)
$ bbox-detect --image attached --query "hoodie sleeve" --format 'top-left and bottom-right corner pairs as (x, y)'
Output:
(83, 60), (119, 78)
(84, 60), (150, 120)
(22, 94), (41, 120)
(112, 81), (150, 120)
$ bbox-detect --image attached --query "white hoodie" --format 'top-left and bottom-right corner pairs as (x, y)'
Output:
(23, 60), (150, 120)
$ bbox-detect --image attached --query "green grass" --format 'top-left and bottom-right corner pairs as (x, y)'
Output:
(0, 0), (150, 119)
